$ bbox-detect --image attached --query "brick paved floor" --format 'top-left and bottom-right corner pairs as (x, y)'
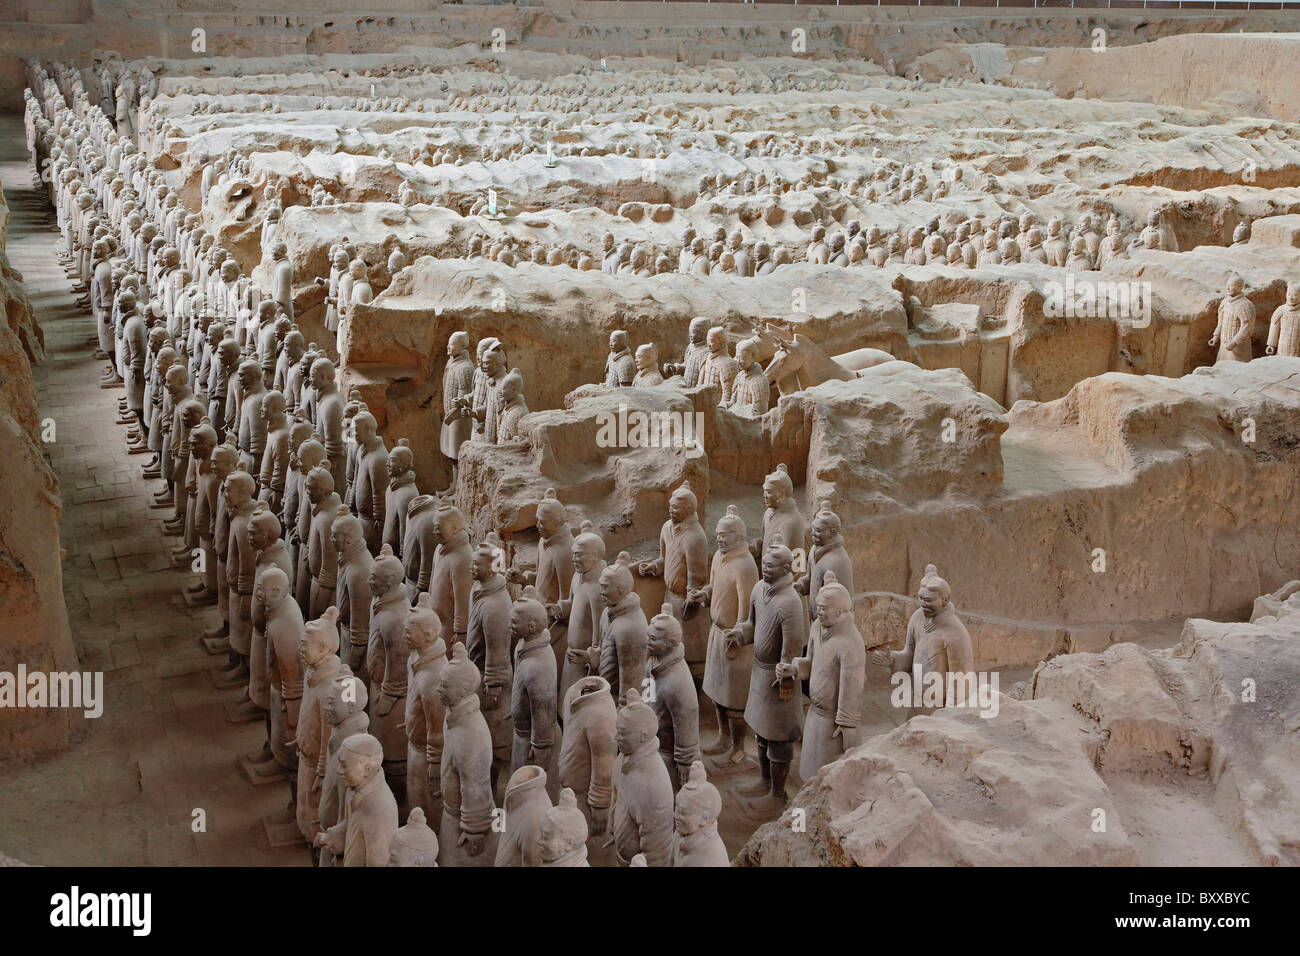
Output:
(0, 115), (305, 866)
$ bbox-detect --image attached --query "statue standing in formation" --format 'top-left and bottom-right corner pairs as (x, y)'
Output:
(1267, 281), (1300, 358)
(1209, 272), (1255, 363)
(638, 481), (709, 681)
(692, 505), (760, 765)
(437, 643), (499, 867)
(612, 688), (674, 866)
(872, 564), (975, 707)
(733, 534), (805, 809)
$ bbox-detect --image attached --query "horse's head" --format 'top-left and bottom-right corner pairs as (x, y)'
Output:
(764, 337), (805, 385)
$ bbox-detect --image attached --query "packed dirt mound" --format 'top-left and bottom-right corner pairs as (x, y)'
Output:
(739, 588), (1300, 866)
(1013, 33), (1300, 121)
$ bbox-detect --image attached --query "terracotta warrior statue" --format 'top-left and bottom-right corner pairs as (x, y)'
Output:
(466, 337), (508, 444)
(731, 533), (806, 808)
(495, 368), (530, 443)
(728, 337), (770, 414)
(437, 642), (499, 867)
(247, 504), (294, 762)
(670, 761), (729, 867)
(1267, 280), (1300, 357)
(645, 603), (700, 791)
(753, 465), (807, 565)
(539, 788), (590, 867)
(494, 765), (551, 867)
(295, 605), (345, 850)
(306, 465), (342, 618)
(351, 410), (388, 553)
(186, 420), (222, 606)
(368, 544), (411, 813)
(311, 358), (346, 493)
(558, 675), (616, 852)
(257, 389), (290, 513)
(691, 504), (760, 765)
(248, 565), (300, 833)
(508, 588), (560, 794)
(782, 570), (864, 779)
(550, 520), (605, 705)
(698, 326), (738, 406)
(388, 808), (439, 867)
(404, 593), (447, 824)
(204, 440), (240, 652)
(638, 480), (709, 681)
(467, 537), (515, 793)
(613, 687), (674, 867)
(382, 439), (418, 558)
(430, 502), (473, 644)
(1209, 272), (1255, 363)
(317, 674), (369, 867)
(314, 732), (399, 866)
(797, 500), (853, 628)
(604, 330), (636, 387)
(331, 507), (372, 676)
(633, 343), (663, 387)
(597, 551), (648, 703)
(270, 240), (293, 322)
(520, 488), (573, 680)
(871, 564), (975, 706)
(401, 494), (439, 599)
(440, 331), (475, 483)
(663, 317), (710, 386)
(224, 470), (260, 712)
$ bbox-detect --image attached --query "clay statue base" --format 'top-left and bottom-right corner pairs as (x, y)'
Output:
(185, 590), (220, 613)
(239, 754), (288, 786)
(704, 751), (756, 776)
(200, 631), (230, 651)
(733, 790), (790, 819)
(262, 813), (305, 848)
(224, 698), (264, 724)
(209, 661), (244, 686)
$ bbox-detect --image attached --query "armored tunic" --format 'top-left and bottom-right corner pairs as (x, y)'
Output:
(647, 644), (700, 782)
(382, 473), (417, 559)
(332, 770), (398, 868)
(1268, 303), (1300, 358)
(559, 677), (617, 826)
(466, 574), (513, 757)
(429, 531), (472, 640)
(740, 573), (806, 743)
(604, 347), (636, 387)
(406, 640), (447, 823)
(558, 563), (603, 703)
(702, 545), (760, 711)
(598, 592), (648, 703)
(439, 694), (498, 867)
(1214, 293), (1256, 363)
(510, 632), (559, 792)
(612, 740), (673, 867)
(794, 614), (865, 779)
(440, 352), (475, 460)
(367, 589), (409, 765)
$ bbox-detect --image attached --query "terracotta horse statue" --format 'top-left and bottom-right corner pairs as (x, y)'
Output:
(753, 323), (895, 395)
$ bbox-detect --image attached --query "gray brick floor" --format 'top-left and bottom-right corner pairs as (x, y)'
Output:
(0, 116), (305, 866)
